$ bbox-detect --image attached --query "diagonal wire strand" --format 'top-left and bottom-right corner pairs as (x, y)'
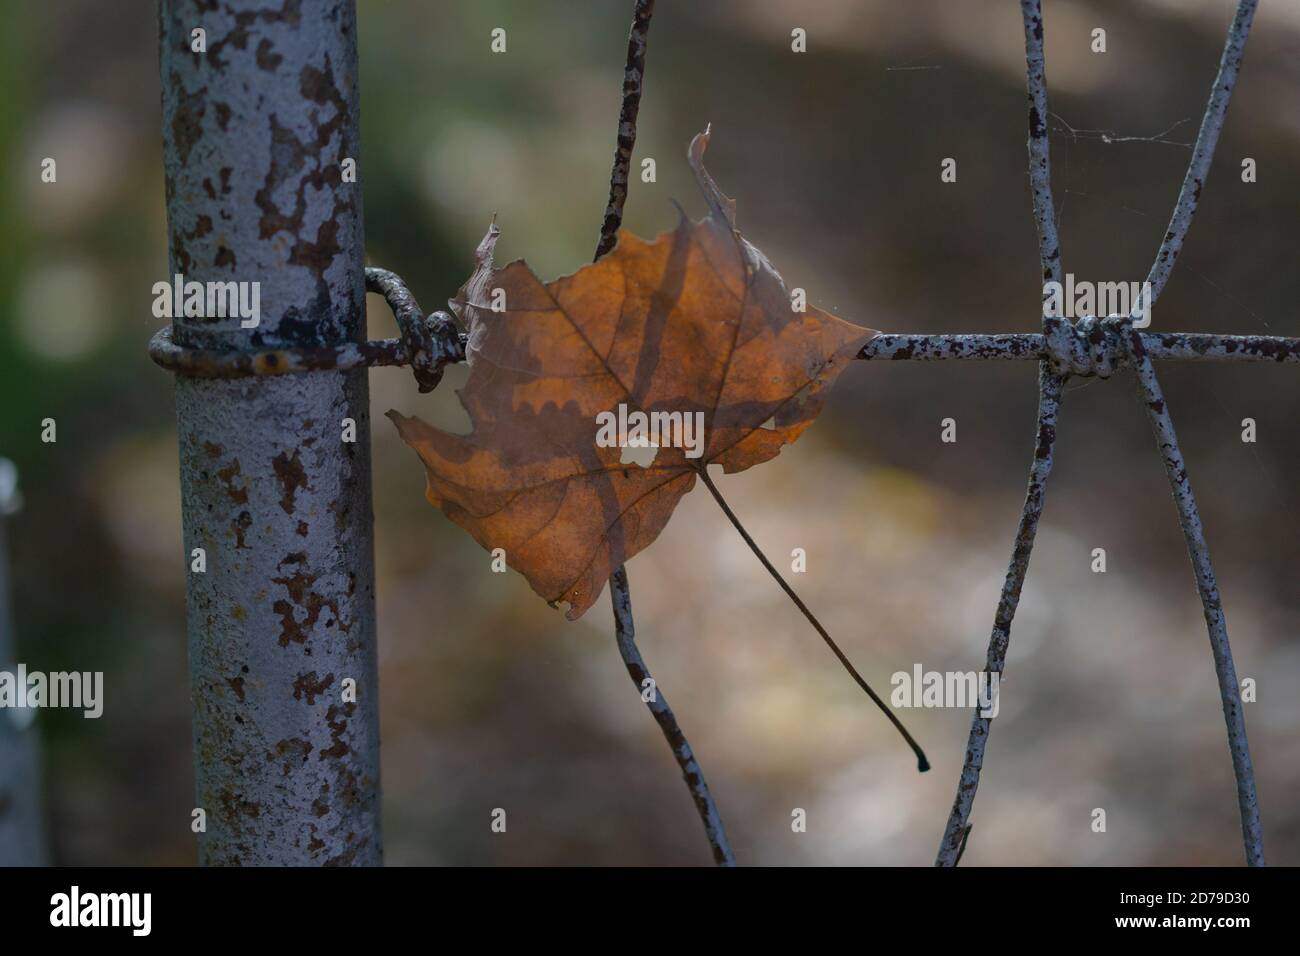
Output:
(1120, 0), (1264, 866)
(610, 565), (735, 865)
(595, 0), (737, 868)
(938, 0), (1266, 868)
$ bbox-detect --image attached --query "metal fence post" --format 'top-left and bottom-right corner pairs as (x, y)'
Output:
(158, 0), (381, 865)
(0, 460), (46, 866)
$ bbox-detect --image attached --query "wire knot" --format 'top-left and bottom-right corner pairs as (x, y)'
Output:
(400, 309), (463, 392)
(148, 267), (466, 385)
(1043, 315), (1133, 379)
(364, 267), (465, 392)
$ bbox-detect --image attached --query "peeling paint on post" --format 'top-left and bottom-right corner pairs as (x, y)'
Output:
(159, 0), (381, 865)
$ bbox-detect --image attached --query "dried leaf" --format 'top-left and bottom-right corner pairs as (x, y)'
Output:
(388, 129), (874, 619)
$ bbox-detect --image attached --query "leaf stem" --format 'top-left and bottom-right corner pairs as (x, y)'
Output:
(695, 465), (930, 773)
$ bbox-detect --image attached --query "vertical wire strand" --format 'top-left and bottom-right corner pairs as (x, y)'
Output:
(936, 0), (1067, 866)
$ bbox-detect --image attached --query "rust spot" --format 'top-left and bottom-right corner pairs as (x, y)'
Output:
(320, 702), (354, 759)
(272, 449), (308, 514)
(233, 510), (253, 549)
(271, 553), (338, 646)
(323, 847), (357, 867)
(255, 38), (283, 72)
(289, 218), (343, 278)
(226, 676), (246, 701)
(1035, 424), (1056, 458)
(249, 54), (354, 321)
(267, 737), (312, 776)
(333, 767), (363, 810)
(169, 71), (206, 165)
(292, 670), (335, 705)
(217, 458), (249, 504)
(254, 115), (310, 240)
(204, 0), (302, 70)
(217, 787), (261, 822)
(328, 495), (351, 536)
(255, 353), (283, 373)
(319, 739), (349, 761)
(296, 520), (309, 537)
(203, 441), (224, 458)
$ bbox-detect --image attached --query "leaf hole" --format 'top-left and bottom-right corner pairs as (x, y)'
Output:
(619, 443), (659, 468)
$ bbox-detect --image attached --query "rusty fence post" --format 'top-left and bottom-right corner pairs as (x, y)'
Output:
(158, 0), (381, 865)
(0, 460), (46, 866)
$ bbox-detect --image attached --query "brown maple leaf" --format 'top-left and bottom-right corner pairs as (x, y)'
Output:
(388, 129), (875, 619)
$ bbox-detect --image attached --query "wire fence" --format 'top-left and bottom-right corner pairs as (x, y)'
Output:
(149, 0), (1288, 865)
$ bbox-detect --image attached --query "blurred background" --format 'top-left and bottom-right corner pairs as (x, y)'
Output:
(0, 0), (1296, 865)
